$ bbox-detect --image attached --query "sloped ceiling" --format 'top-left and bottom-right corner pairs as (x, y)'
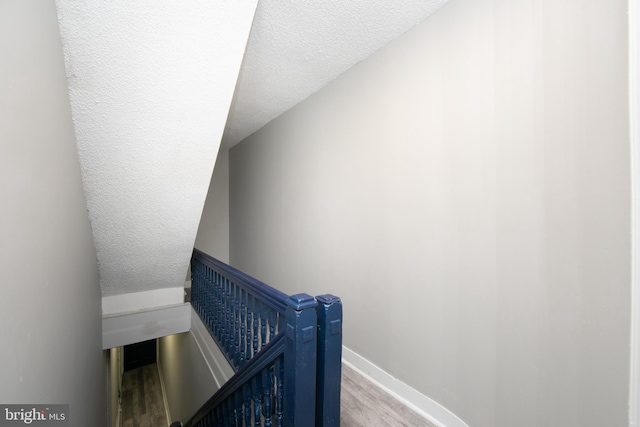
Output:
(55, 0), (259, 314)
(223, 0), (450, 147)
(54, 0), (449, 315)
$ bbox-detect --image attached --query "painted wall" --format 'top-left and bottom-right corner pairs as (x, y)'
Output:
(195, 147), (230, 263)
(228, 0), (630, 426)
(0, 1), (105, 425)
(157, 309), (234, 424)
(158, 333), (213, 423)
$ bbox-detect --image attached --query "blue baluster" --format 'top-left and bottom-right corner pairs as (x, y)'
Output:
(217, 273), (224, 343)
(239, 290), (247, 367)
(190, 259), (197, 312)
(221, 275), (227, 355)
(263, 363), (273, 427)
(243, 383), (252, 426)
(200, 265), (206, 309)
(212, 272), (218, 334)
(206, 267), (212, 327)
(209, 269), (216, 334)
(201, 263), (208, 320)
(203, 267), (210, 331)
(235, 390), (243, 427)
(203, 266), (210, 328)
(277, 312), (285, 336)
(203, 267), (209, 330)
(195, 264), (201, 313)
(227, 278), (233, 361)
(226, 277), (233, 358)
(214, 272), (220, 341)
(223, 400), (230, 427)
(212, 271), (219, 334)
(195, 263), (203, 321)
(252, 375), (262, 427)
(228, 281), (236, 368)
(214, 405), (221, 427)
(190, 263), (196, 310)
(234, 283), (240, 369)
(252, 296), (259, 359)
(275, 356), (284, 427)
(229, 396), (236, 427)
(245, 292), (253, 362)
(269, 309), (277, 342)
(260, 300), (267, 349)
(202, 266), (208, 326)
(204, 268), (211, 334)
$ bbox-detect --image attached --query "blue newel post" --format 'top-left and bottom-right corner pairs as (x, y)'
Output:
(315, 294), (342, 427)
(284, 293), (318, 427)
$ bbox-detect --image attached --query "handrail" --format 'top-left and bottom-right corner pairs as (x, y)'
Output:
(191, 249), (288, 371)
(186, 249), (342, 426)
(193, 248), (288, 314)
(184, 333), (286, 427)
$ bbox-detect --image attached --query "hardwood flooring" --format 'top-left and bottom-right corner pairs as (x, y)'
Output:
(341, 364), (436, 427)
(121, 361), (434, 427)
(121, 363), (168, 427)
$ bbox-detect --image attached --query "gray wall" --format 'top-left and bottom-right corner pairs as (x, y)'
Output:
(195, 146), (230, 263)
(228, 0), (631, 426)
(0, 1), (105, 425)
(157, 331), (218, 423)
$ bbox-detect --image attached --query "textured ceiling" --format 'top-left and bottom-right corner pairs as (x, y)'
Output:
(53, 0), (449, 314)
(223, 0), (450, 147)
(55, 0), (259, 309)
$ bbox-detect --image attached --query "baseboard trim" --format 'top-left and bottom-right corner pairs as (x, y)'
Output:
(156, 358), (172, 426)
(341, 346), (468, 427)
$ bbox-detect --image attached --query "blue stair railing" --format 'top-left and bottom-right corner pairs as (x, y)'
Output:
(184, 249), (342, 427)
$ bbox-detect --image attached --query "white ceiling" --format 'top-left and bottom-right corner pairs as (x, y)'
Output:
(54, 0), (449, 314)
(55, 0), (259, 312)
(223, 0), (450, 147)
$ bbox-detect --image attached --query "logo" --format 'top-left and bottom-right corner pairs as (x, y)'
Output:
(0, 406), (68, 426)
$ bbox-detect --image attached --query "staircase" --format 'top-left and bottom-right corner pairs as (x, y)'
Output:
(180, 249), (343, 427)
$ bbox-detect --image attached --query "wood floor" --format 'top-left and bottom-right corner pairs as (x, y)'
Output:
(341, 364), (436, 427)
(121, 363), (168, 427)
(122, 362), (434, 427)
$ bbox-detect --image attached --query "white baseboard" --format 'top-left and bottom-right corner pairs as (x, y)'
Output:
(341, 346), (468, 427)
(156, 358), (172, 426)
